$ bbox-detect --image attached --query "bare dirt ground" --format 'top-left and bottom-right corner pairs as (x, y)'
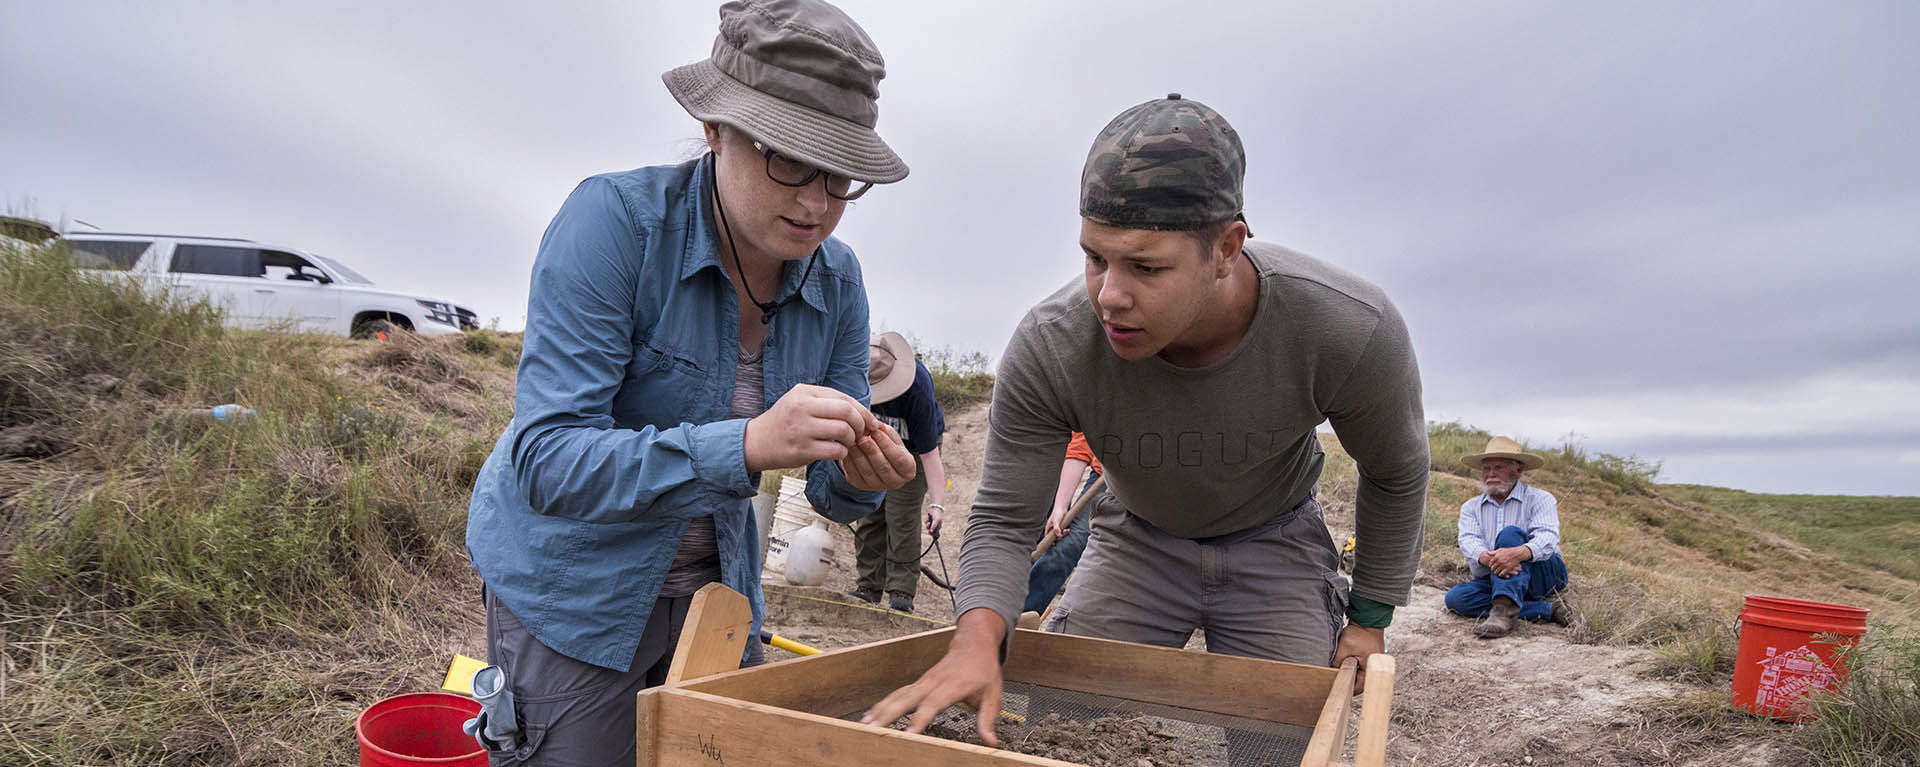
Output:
(760, 402), (1807, 766)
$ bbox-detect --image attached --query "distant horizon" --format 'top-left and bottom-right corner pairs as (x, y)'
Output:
(9, 216), (1914, 499)
(8, 217), (1912, 498)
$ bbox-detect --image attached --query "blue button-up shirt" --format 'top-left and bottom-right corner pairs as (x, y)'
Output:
(466, 156), (883, 671)
(1457, 482), (1561, 578)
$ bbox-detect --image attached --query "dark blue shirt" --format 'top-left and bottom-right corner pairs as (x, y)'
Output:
(873, 360), (944, 455)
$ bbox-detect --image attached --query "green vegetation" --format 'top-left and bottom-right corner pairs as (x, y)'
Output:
(1414, 422), (1915, 626)
(915, 341), (994, 408)
(4, 240), (1916, 764)
(1424, 420), (1493, 476)
(1801, 630), (1920, 766)
(1, 241), (514, 765)
(460, 326), (523, 369)
(1324, 421), (1918, 764)
(1665, 485), (1920, 584)
(1427, 420), (1661, 496)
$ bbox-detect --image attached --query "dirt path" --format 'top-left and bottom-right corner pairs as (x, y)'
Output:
(1388, 587), (1674, 765)
(1378, 588), (1799, 766)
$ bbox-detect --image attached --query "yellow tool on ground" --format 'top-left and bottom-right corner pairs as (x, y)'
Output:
(762, 632), (822, 656)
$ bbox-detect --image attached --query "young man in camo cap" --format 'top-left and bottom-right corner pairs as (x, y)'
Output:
(864, 94), (1430, 747)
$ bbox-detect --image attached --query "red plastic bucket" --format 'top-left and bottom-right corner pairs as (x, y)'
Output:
(1730, 595), (1868, 720)
(356, 692), (487, 766)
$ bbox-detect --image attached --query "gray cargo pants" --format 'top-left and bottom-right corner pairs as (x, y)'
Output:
(480, 587), (761, 767)
(1045, 490), (1349, 665)
(1044, 492), (1349, 767)
(852, 452), (927, 598)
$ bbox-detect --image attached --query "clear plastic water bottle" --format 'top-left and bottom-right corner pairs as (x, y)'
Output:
(189, 404), (258, 422)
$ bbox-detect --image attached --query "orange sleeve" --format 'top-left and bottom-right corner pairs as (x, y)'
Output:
(1065, 432), (1103, 474)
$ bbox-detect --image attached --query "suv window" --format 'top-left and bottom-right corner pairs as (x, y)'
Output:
(313, 254), (372, 285)
(261, 249), (321, 282)
(170, 244), (262, 277)
(66, 239), (151, 270)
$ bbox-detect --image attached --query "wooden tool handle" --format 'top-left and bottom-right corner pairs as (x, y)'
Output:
(1029, 473), (1107, 562)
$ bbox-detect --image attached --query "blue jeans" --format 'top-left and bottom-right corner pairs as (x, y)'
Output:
(1021, 471), (1099, 614)
(1445, 525), (1568, 622)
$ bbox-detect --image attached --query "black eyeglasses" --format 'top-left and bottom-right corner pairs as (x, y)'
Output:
(753, 141), (872, 201)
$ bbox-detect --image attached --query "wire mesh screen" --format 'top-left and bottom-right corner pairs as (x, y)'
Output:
(859, 679), (1314, 767)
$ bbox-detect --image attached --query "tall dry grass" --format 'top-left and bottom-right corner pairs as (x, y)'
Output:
(1, 240), (513, 765)
(1798, 630), (1920, 767)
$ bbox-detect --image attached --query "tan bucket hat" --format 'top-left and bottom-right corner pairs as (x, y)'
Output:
(867, 331), (916, 405)
(663, 0), (908, 184)
(1462, 435), (1544, 472)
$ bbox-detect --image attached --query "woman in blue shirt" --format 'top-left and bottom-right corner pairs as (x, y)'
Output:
(464, 1), (915, 763)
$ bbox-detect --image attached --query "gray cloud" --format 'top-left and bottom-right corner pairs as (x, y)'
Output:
(5, 0), (1916, 495)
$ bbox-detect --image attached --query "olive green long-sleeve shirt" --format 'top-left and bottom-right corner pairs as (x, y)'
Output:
(956, 242), (1429, 646)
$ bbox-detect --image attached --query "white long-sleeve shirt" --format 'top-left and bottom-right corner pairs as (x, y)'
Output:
(1458, 482), (1561, 578)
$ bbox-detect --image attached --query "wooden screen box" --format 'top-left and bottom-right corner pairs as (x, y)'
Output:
(637, 584), (1393, 767)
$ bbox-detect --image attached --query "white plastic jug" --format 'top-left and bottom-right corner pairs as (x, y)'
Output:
(762, 476), (817, 579)
(783, 520), (835, 587)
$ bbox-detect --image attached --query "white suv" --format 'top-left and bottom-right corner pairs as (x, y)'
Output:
(61, 232), (477, 337)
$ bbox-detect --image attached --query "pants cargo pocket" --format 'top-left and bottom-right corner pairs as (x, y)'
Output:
(484, 724), (545, 766)
(489, 677), (624, 766)
(1323, 569), (1352, 664)
(1041, 600), (1072, 633)
(484, 590), (645, 766)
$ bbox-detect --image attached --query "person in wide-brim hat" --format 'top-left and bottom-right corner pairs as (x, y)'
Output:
(465, 2), (916, 763)
(849, 331), (951, 614)
(1445, 435), (1575, 640)
(867, 331), (917, 404)
(665, 0), (908, 185)
(1461, 435), (1544, 472)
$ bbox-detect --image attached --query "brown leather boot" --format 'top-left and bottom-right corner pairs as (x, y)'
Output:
(1475, 595), (1520, 639)
(1549, 597), (1579, 627)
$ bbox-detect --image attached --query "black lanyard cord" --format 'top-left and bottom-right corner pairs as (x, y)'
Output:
(708, 156), (815, 325)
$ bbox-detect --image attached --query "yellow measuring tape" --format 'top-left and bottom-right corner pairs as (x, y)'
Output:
(775, 592), (955, 627)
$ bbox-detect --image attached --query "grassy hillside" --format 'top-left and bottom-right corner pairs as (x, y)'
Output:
(1322, 425), (1918, 766)
(1356, 423), (1920, 627)
(1, 241), (514, 766)
(1664, 485), (1920, 584)
(2, 240), (1913, 765)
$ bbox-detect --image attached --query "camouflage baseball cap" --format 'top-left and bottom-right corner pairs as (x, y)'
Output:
(1080, 93), (1249, 234)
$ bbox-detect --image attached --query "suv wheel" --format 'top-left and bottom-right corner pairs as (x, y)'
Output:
(352, 319), (399, 340)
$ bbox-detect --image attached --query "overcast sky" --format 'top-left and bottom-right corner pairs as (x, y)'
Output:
(6, 1), (1917, 496)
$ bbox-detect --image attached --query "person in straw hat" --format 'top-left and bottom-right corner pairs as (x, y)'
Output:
(848, 331), (950, 614)
(463, 1), (915, 762)
(865, 95), (1429, 749)
(1445, 435), (1575, 638)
